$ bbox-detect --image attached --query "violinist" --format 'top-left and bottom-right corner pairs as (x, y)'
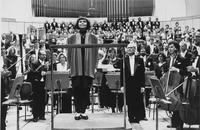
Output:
(179, 41), (192, 66)
(29, 50), (48, 122)
(25, 54), (37, 82)
(154, 53), (167, 79)
(5, 47), (18, 79)
(163, 40), (188, 129)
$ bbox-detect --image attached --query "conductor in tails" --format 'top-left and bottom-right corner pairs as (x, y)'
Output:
(114, 43), (146, 126)
(67, 17), (98, 120)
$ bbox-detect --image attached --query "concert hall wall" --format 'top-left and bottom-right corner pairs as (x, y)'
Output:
(31, 0), (154, 21)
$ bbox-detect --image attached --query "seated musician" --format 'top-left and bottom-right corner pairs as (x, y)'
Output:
(97, 48), (123, 113)
(101, 48), (120, 72)
(154, 53), (167, 79)
(162, 40), (188, 129)
(5, 47), (18, 79)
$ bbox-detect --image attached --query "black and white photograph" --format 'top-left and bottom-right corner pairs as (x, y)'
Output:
(1, 0), (200, 130)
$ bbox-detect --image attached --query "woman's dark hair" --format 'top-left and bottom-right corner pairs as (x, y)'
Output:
(74, 17), (91, 30)
(168, 40), (180, 52)
(157, 53), (166, 62)
(58, 53), (66, 61)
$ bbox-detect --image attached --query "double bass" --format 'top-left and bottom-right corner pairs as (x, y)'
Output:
(160, 54), (200, 126)
(160, 68), (182, 112)
(179, 56), (200, 125)
(159, 53), (185, 112)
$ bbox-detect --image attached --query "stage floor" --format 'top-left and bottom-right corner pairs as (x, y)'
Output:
(5, 105), (200, 130)
(52, 113), (131, 130)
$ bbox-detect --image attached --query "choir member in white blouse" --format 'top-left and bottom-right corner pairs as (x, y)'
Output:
(57, 53), (70, 73)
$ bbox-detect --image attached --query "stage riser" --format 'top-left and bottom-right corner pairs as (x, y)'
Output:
(52, 113), (132, 130)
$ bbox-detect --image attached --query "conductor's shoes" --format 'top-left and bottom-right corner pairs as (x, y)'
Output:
(143, 118), (148, 121)
(81, 114), (88, 120)
(74, 114), (81, 120)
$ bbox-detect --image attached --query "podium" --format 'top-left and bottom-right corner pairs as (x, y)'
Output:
(105, 72), (121, 113)
(45, 71), (70, 114)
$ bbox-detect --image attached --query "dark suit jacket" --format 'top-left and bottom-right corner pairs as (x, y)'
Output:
(137, 21), (144, 30)
(154, 21), (160, 29)
(51, 22), (58, 30)
(146, 20), (153, 31)
(184, 51), (192, 66)
(60, 23), (66, 31)
(163, 54), (188, 76)
(44, 22), (51, 31)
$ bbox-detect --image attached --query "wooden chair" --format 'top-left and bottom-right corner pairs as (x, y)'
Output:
(19, 82), (33, 121)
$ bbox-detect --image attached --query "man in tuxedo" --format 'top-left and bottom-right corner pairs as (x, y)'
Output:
(154, 18), (160, 29)
(137, 17), (144, 32)
(180, 41), (192, 66)
(146, 17), (153, 32)
(114, 43), (146, 125)
(60, 21), (66, 32)
(163, 40), (188, 129)
(44, 20), (51, 33)
(51, 18), (58, 31)
(29, 50), (48, 122)
(130, 19), (136, 32)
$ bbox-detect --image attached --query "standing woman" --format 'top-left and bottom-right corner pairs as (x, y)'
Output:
(67, 17), (98, 120)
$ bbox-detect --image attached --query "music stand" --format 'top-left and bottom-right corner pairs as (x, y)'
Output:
(145, 71), (155, 87)
(45, 71), (69, 90)
(91, 71), (103, 112)
(45, 71), (70, 114)
(149, 76), (172, 130)
(149, 77), (166, 100)
(105, 72), (121, 113)
(3, 75), (24, 130)
(4, 75), (24, 103)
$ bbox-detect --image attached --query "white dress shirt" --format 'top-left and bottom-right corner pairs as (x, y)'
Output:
(129, 55), (135, 76)
(192, 56), (199, 75)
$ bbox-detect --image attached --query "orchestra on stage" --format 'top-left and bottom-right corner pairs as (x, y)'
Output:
(1, 17), (200, 130)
